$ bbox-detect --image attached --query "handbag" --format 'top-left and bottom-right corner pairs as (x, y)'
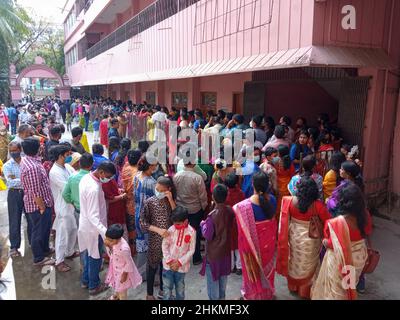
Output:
(308, 203), (324, 239)
(363, 248), (380, 274)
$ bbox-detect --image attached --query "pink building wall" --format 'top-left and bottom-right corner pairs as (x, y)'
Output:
(67, 0), (315, 86)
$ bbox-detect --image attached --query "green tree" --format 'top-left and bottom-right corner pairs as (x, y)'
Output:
(0, 0), (29, 103)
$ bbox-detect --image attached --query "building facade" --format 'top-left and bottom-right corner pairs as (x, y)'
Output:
(63, 0), (400, 212)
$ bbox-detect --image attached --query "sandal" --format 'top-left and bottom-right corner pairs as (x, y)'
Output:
(56, 262), (71, 272)
(89, 283), (109, 296)
(34, 257), (55, 266)
(10, 249), (21, 258)
(108, 294), (119, 300)
(66, 251), (80, 259)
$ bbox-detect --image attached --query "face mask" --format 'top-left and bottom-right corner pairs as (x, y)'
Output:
(10, 152), (21, 160)
(272, 157), (280, 164)
(254, 156), (261, 163)
(100, 176), (113, 184)
(155, 189), (166, 200)
(249, 121), (254, 128)
(65, 155), (73, 164)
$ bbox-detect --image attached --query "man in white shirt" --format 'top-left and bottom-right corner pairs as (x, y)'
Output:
(151, 106), (168, 142)
(78, 160), (116, 296)
(18, 107), (30, 125)
(49, 145), (79, 273)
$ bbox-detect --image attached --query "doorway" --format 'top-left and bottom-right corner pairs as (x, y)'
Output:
(233, 93), (243, 114)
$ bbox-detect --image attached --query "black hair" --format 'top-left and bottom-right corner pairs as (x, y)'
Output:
(296, 176), (319, 213)
(264, 116), (275, 131)
(71, 126), (83, 138)
(92, 143), (104, 155)
(341, 161), (364, 191)
(264, 147), (278, 157)
(318, 113), (330, 124)
(301, 155), (316, 177)
(50, 126), (62, 137)
(137, 155), (152, 172)
(213, 184), (228, 204)
(80, 153), (94, 169)
(274, 125), (286, 139)
(224, 172), (239, 189)
(171, 206), (189, 223)
(157, 175), (177, 200)
(108, 137), (120, 158)
(49, 144), (71, 162)
(106, 224), (124, 240)
(97, 160), (117, 175)
(251, 115), (263, 127)
(330, 151), (346, 186)
(115, 138), (131, 167)
(127, 149), (142, 166)
(277, 144), (291, 170)
(337, 182), (367, 238)
(138, 140), (150, 153)
(318, 129), (331, 145)
(111, 118), (119, 126)
(21, 137), (40, 156)
(252, 171), (275, 219)
(225, 112), (234, 121)
(217, 110), (226, 119)
(281, 115), (292, 126)
(293, 129), (310, 160)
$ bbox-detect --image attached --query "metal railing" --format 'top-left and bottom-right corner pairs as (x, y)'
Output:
(86, 0), (200, 60)
(84, 0), (94, 13)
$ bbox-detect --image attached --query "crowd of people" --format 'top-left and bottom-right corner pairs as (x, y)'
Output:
(0, 96), (374, 300)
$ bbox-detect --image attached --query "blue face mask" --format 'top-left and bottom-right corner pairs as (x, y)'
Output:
(65, 155), (72, 164)
(272, 157), (280, 164)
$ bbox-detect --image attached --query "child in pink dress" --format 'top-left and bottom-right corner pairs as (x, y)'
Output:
(105, 224), (142, 300)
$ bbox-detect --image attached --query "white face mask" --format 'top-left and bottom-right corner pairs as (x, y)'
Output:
(100, 176), (113, 184)
(254, 156), (261, 163)
(249, 121), (254, 128)
(155, 189), (166, 200)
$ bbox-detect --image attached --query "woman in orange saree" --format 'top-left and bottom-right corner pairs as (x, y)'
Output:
(277, 177), (331, 299)
(275, 145), (296, 220)
(233, 171), (277, 300)
(311, 182), (370, 300)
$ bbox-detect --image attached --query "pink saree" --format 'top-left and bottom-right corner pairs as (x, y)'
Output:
(233, 199), (277, 300)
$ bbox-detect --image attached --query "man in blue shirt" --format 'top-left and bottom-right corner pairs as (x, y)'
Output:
(3, 141), (32, 257)
(8, 103), (18, 135)
(91, 143), (108, 171)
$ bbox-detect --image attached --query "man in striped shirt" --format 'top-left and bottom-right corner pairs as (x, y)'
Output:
(20, 138), (55, 266)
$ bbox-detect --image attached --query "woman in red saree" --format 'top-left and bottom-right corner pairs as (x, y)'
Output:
(233, 171), (278, 300)
(311, 182), (371, 300)
(275, 145), (296, 220)
(99, 114), (109, 147)
(277, 177), (331, 299)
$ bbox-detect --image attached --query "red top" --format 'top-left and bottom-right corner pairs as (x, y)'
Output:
(289, 200), (332, 223)
(324, 211), (373, 249)
(225, 186), (245, 250)
(102, 179), (127, 225)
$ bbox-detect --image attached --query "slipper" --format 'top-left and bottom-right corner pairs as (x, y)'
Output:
(56, 262), (71, 272)
(10, 249), (21, 258)
(89, 283), (109, 296)
(66, 251), (80, 259)
(34, 257), (55, 266)
(108, 294), (119, 300)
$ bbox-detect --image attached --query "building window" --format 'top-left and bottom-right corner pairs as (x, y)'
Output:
(66, 45), (78, 68)
(172, 92), (188, 109)
(201, 92), (217, 109)
(146, 92), (156, 105)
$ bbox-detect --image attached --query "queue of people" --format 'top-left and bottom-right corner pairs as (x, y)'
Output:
(0, 96), (376, 300)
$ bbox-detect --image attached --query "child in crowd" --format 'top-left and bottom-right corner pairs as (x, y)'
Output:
(224, 173), (245, 275)
(200, 184), (234, 300)
(108, 119), (120, 139)
(162, 206), (196, 300)
(93, 118), (100, 143)
(259, 147), (278, 195)
(105, 224), (142, 300)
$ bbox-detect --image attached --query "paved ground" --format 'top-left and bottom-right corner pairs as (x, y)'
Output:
(0, 129), (399, 300)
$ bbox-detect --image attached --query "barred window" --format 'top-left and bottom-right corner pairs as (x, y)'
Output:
(172, 92), (188, 109)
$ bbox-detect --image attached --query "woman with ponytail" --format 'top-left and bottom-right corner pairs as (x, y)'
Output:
(326, 161), (364, 217)
(311, 182), (372, 300)
(233, 171), (277, 300)
(275, 145), (296, 219)
(140, 176), (176, 300)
